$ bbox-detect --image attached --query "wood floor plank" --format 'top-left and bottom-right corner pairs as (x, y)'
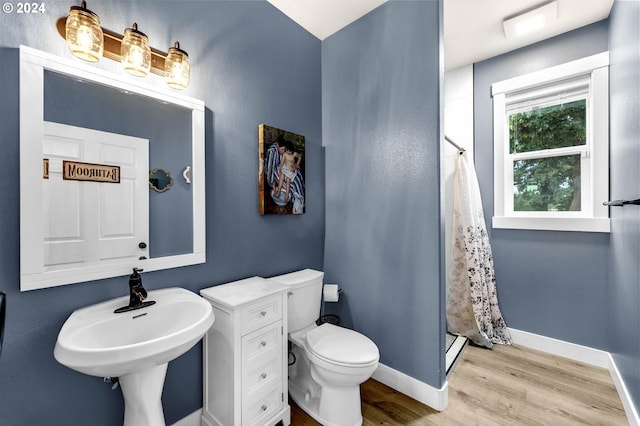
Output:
(361, 380), (438, 425)
(289, 343), (628, 425)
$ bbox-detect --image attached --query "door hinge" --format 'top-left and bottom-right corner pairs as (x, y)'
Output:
(281, 325), (283, 335)
(282, 392), (284, 402)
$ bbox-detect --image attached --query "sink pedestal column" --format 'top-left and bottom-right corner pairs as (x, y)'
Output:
(120, 363), (168, 426)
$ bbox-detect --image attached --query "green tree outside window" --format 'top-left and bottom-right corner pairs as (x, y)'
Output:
(508, 100), (586, 212)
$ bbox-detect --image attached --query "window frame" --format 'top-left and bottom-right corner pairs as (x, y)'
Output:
(491, 52), (610, 233)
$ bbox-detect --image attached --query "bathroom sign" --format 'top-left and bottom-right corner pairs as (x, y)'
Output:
(62, 160), (121, 183)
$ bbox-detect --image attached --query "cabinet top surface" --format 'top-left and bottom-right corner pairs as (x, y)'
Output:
(200, 276), (287, 308)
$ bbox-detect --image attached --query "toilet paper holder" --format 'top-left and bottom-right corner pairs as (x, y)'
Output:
(322, 284), (341, 303)
(319, 285), (341, 326)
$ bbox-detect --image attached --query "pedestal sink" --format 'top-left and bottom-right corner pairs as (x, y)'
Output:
(54, 287), (214, 426)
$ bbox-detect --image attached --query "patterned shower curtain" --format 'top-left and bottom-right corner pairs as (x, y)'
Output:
(447, 152), (512, 349)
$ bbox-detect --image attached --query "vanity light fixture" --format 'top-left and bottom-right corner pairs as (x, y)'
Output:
(65, 0), (103, 62)
(503, 1), (558, 40)
(121, 23), (151, 77)
(165, 42), (190, 89)
(57, 5), (191, 90)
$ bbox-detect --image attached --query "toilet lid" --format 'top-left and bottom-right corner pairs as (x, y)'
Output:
(305, 323), (379, 366)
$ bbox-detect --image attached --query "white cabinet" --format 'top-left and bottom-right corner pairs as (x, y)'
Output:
(201, 277), (289, 426)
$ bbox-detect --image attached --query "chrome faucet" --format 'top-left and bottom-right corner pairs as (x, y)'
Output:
(114, 268), (156, 313)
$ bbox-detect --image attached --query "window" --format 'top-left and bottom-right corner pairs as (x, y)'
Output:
(492, 53), (610, 232)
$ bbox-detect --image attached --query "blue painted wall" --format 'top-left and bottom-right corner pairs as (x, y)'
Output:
(0, 1), (323, 424)
(609, 0), (640, 413)
(322, 1), (444, 388)
(473, 21), (612, 350)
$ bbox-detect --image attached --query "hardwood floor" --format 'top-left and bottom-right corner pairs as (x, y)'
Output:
(290, 343), (628, 425)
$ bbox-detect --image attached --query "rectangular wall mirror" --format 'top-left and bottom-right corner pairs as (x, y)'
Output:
(19, 46), (206, 291)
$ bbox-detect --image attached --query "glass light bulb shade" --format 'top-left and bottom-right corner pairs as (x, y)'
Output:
(121, 24), (151, 77)
(165, 42), (190, 90)
(65, 5), (103, 62)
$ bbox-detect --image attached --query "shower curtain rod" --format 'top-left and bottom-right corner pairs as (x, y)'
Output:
(445, 136), (465, 152)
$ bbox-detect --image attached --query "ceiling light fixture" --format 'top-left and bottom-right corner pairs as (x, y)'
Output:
(503, 1), (558, 40)
(57, 4), (191, 90)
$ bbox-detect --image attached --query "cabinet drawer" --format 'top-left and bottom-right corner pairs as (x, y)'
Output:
(243, 386), (283, 426)
(242, 322), (281, 368)
(244, 357), (281, 399)
(241, 295), (282, 335)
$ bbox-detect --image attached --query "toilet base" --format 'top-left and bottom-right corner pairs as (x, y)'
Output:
(289, 379), (362, 426)
(288, 344), (363, 426)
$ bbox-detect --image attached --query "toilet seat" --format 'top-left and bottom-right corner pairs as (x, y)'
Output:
(304, 323), (379, 368)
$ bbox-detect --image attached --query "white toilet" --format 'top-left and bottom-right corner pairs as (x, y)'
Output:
(269, 269), (379, 426)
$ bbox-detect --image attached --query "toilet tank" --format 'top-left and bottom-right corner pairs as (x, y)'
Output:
(268, 269), (324, 333)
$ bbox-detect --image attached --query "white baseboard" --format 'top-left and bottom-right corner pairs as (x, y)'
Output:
(508, 328), (611, 368)
(171, 409), (202, 426)
(607, 353), (640, 426)
(509, 327), (639, 426)
(372, 362), (448, 411)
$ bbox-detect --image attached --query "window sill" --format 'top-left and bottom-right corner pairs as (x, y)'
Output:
(492, 216), (610, 233)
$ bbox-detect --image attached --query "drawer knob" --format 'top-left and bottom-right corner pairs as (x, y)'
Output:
(260, 311), (267, 317)
(260, 341), (267, 347)
(261, 372), (267, 379)
(261, 405), (267, 412)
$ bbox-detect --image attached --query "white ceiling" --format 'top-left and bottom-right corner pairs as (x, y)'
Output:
(267, 0), (387, 41)
(267, 0), (614, 70)
(444, 0), (613, 70)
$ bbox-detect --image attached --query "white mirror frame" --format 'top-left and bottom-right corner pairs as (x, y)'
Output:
(19, 46), (206, 291)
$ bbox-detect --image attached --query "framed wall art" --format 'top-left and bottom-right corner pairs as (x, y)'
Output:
(259, 124), (306, 215)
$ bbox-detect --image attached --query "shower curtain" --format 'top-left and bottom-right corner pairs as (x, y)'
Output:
(447, 152), (511, 349)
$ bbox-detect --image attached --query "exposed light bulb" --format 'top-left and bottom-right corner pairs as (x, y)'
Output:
(121, 23), (151, 77)
(65, 0), (103, 62)
(165, 41), (190, 90)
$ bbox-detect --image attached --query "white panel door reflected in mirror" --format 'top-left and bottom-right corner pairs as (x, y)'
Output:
(41, 122), (149, 270)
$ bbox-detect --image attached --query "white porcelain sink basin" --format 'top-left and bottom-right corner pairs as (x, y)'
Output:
(54, 287), (214, 426)
(55, 287), (214, 377)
